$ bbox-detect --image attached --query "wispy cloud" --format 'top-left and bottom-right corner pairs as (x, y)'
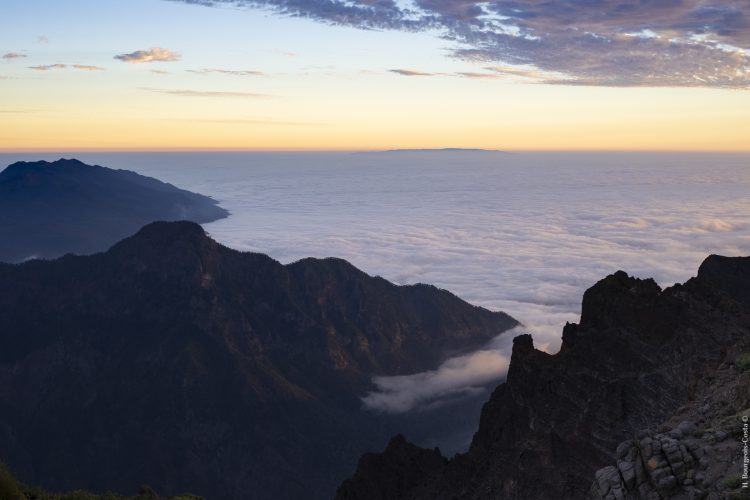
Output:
(187, 68), (265, 76)
(456, 71), (498, 79)
(363, 331), (516, 413)
(114, 47), (180, 64)
(388, 68), (437, 77)
(168, 0), (750, 88)
(3, 52), (27, 60)
(28, 64), (66, 71)
(139, 87), (270, 98)
(182, 117), (321, 126)
(72, 64), (105, 71)
(270, 49), (298, 58)
(25, 63), (104, 72)
(36, 35), (49, 44)
(389, 66), (561, 82)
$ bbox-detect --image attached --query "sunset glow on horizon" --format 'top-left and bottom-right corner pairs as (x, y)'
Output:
(2, 0), (750, 152)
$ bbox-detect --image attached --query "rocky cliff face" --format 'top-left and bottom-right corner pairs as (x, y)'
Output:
(0, 158), (228, 263)
(0, 221), (517, 500)
(336, 255), (750, 500)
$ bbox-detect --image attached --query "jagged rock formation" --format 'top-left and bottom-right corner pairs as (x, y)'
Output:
(590, 421), (742, 500)
(336, 255), (750, 500)
(0, 221), (517, 500)
(591, 342), (750, 500)
(0, 158), (229, 263)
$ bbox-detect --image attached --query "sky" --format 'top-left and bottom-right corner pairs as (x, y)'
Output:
(1, 0), (749, 151)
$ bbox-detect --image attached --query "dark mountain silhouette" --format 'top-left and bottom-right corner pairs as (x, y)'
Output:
(336, 255), (750, 500)
(0, 461), (201, 500)
(0, 221), (517, 500)
(375, 148), (506, 154)
(0, 158), (228, 263)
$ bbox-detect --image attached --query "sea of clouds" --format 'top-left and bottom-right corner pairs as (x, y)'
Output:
(3, 151), (748, 414)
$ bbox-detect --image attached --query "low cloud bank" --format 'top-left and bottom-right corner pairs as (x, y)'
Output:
(362, 330), (519, 413)
(58, 151), (750, 412)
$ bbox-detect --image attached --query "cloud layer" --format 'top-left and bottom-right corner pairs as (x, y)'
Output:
(28, 63), (105, 72)
(68, 150), (750, 345)
(2, 52), (26, 60)
(362, 331), (515, 413)
(139, 87), (269, 98)
(389, 68), (437, 76)
(187, 68), (265, 76)
(42, 151), (750, 412)
(114, 47), (181, 63)
(28, 63), (66, 71)
(170, 0), (750, 87)
(72, 64), (105, 71)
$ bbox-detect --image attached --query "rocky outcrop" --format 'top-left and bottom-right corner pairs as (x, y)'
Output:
(590, 421), (740, 500)
(336, 435), (448, 500)
(0, 158), (229, 263)
(591, 330), (750, 500)
(336, 255), (750, 500)
(0, 221), (517, 500)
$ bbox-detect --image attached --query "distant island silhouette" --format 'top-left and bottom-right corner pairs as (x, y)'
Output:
(0, 158), (229, 263)
(377, 148), (507, 154)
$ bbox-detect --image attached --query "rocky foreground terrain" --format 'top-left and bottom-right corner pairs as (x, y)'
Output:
(337, 256), (750, 500)
(0, 221), (517, 500)
(0, 461), (201, 500)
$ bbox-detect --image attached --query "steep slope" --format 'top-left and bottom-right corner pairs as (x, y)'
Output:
(336, 255), (750, 500)
(0, 158), (228, 263)
(0, 221), (517, 500)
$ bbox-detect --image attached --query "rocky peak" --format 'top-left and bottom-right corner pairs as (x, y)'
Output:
(1, 158), (86, 175)
(336, 255), (750, 500)
(697, 254), (750, 307)
(336, 435), (446, 500)
(504, 333), (550, 389)
(104, 221), (225, 281)
(0, 158), (229, 263)
(112, 220), (215, 254)
(579, 270), (662, 330)
(0, 223), (517, 500)
(510, 332), (534, 355)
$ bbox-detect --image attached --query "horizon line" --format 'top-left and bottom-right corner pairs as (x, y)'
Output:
(2, 147), (750, 154)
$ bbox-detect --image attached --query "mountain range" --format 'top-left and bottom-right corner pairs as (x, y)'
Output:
(336, 255), (750, 500)
(2, 157), (748, 500)
(0, 221), (517, 500)
(0, 159), (228, 263)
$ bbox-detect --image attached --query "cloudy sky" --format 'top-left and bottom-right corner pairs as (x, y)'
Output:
(1, 0), (749, 150)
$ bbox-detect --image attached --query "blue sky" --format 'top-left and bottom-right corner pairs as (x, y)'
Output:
(2, 0), (462, 78)
(2, 0), (749, 150)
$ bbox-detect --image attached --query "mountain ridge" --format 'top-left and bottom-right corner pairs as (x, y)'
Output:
(0, 220), (518, 500)
(336, 254), (750, 500)
(0, 159), (229, 263)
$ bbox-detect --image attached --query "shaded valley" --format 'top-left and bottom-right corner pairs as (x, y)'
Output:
(337, 256), (750, 500)
(0, 221), (517, 500)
